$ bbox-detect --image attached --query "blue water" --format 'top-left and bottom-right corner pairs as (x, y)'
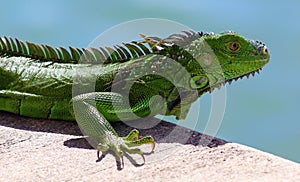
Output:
(1, 0), (299, 163)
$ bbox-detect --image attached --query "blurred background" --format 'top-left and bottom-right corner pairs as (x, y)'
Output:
(0, 0), (299, 163)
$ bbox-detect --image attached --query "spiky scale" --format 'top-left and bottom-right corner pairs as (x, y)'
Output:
(139, 34), (159, 48)
(99, 47), (111, 63)
(41, 44), (51, 60)
(169, 33), (187, 40)
(113, 45), (127, 61)
(4, 37), (12, 51)
(90, 47), (106, 63)
(45, 45), (58, 59)
(0, 38), (5, 51)
(35, 44), (46, 60)
(69, 47), (81, 62)
(76, 48), (84, 58)
(15, 38), (24, 54)
(132, 41), (151, 54)
(123, 43), (139, 58)
(55, 47), (64, 61)
(19, 40), (29, 55)
(182, 30), (193, 36)
(9, 37), (17, 52)
(129, 43), (146, 56)
(26, 41), (40, 57)
(83, 48), (96, 62)
(117, 45), (131, 59)
(105, 46), (121, 62)
(59, 47), (73, 62)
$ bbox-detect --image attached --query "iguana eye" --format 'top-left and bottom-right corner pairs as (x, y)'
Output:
(228, 42), (240, 51)
(190, 76), (208, 89)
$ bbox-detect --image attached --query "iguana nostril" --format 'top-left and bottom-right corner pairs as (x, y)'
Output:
(263, 46), (269, 55)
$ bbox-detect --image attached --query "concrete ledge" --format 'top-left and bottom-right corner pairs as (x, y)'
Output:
(0, 111), (299, 181)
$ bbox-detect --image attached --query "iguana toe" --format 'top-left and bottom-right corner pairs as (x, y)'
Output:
(96, 129), (154, 169)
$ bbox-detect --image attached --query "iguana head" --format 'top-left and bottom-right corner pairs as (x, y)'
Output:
(152, 31), (270, 119)
(187, 31), (270, 93)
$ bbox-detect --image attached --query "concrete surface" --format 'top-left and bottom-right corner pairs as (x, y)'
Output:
(0, 111), (299, 181)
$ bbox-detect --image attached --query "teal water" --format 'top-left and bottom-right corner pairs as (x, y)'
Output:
(1, 0), (299, 163)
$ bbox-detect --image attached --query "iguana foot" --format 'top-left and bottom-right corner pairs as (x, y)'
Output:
(96, 129), (155, 169)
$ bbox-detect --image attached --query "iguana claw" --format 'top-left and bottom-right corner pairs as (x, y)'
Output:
(96, 129), (155, 169)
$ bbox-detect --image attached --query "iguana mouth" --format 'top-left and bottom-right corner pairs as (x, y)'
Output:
(225, 53), (270, 85)
(206, 67), (264, 94)
(226, 67), (262, 85)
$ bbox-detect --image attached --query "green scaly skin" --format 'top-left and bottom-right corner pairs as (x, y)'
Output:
(0, 31), (270, 168)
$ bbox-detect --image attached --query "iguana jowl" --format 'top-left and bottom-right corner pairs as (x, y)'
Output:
(0, 31), (270, 168)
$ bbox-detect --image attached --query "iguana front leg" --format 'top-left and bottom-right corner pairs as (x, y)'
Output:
(71, 92), (155, 168)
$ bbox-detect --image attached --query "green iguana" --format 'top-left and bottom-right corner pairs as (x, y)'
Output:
(0, 31), (269, 168)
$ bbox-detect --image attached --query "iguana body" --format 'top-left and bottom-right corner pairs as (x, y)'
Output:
(0, 31), (269, 168)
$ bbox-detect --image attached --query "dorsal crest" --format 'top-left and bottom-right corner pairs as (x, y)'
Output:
(0, 31), (204, 64)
